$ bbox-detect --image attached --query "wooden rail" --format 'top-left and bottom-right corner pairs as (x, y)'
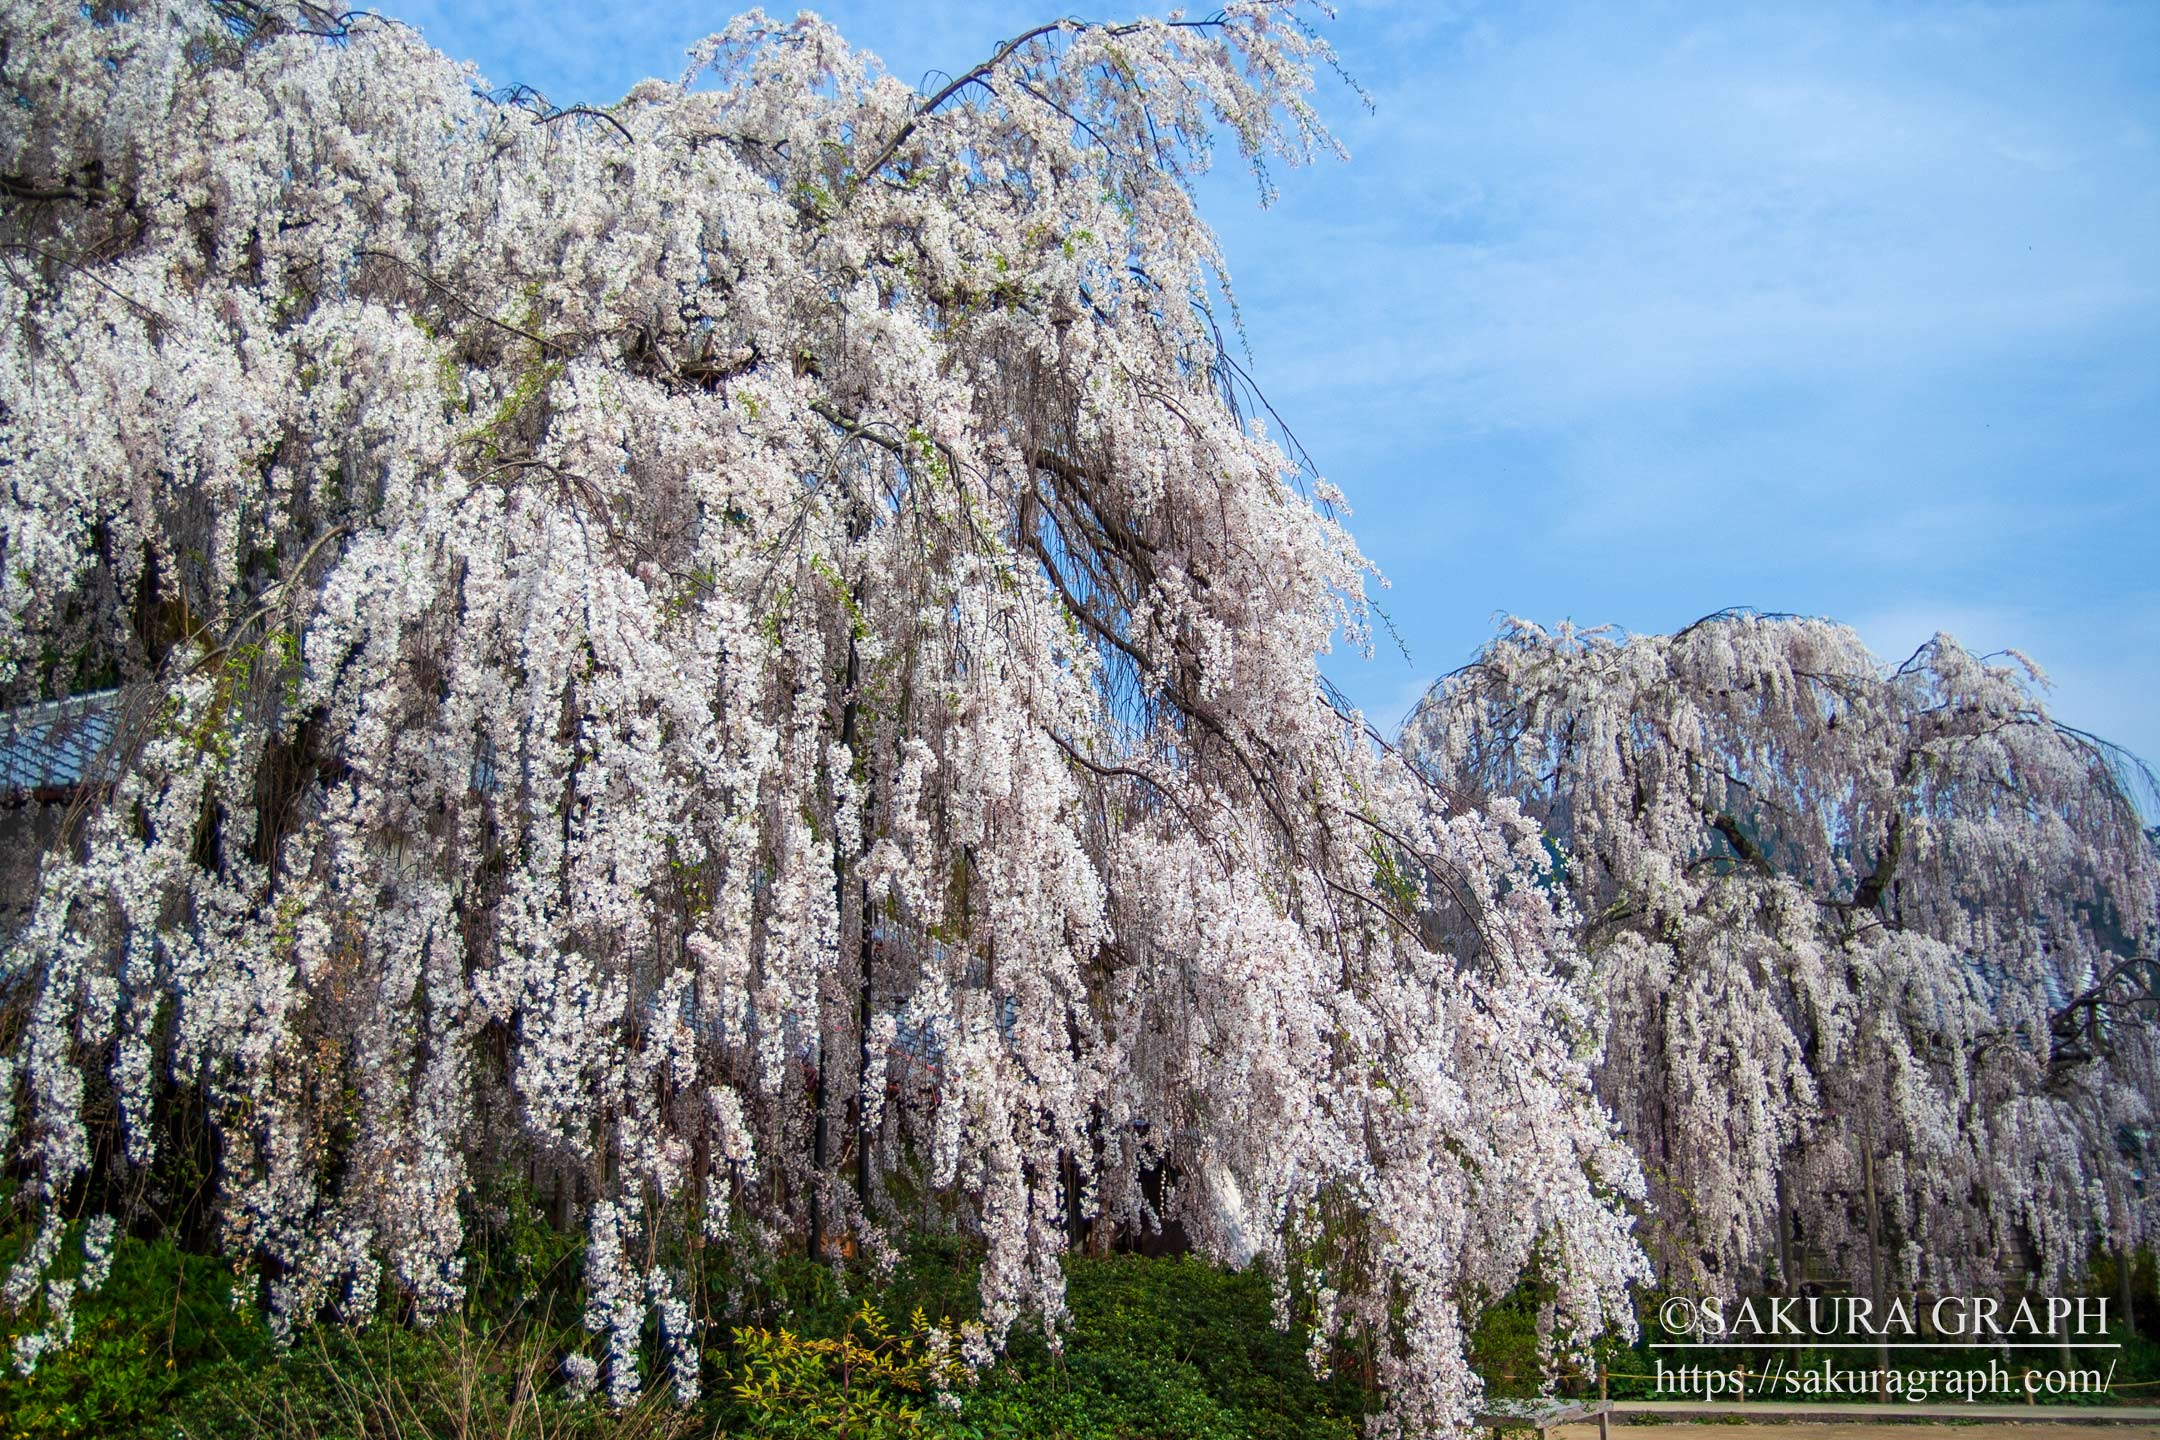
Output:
(1474, 1398), (1611, 1439)
(1474, 1398), (2160, 1436)
(1612, 1399), (2160, 1422)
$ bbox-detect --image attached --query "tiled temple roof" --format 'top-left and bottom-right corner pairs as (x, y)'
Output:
(0, 689), (119, 798)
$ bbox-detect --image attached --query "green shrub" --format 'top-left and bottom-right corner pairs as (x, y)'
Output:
(0, 1226), (690, 1440)
(927, 1255), (1366, 1440)
(729, 1299), (967, 1439)
(0, 1224), (1363, 1439)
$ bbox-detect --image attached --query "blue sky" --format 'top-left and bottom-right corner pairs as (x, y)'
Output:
(382, 1), (2160, 761)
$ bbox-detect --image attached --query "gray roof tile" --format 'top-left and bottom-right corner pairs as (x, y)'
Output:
(0, 689), (120, 796)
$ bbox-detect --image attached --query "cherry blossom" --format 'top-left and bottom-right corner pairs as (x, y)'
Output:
(1410, 613), (2160, 1299)
(0, 2), (1647, 1429)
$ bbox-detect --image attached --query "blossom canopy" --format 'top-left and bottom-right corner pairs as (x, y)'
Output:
(0, 2), (1647, 1431)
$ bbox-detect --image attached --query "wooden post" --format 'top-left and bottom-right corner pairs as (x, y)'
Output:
(809, 1038), (828, 1260)
(1777, 1169), (1797, 1293)
(2121, 1243), (2138, 1340)
(818, 596), (869, 1260)
(854, 873), (874, 1208)
(1863, 1146), (1889, 1401)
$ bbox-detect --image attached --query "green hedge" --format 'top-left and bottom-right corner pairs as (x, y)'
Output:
(0, 1226), (1368, 1439)
(6, 1219), (2153, 1438)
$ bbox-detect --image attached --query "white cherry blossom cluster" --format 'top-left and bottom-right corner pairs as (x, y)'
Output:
(1410, 613), (2160, 1299)
(0, 2), (1649, 1428)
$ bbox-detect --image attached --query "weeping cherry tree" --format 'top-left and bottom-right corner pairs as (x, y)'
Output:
(1409, 612), (2160, 1302)
(0, 2), (1649, 1428)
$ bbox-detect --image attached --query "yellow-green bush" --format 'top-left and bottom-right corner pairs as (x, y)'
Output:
(729, 1300), (968, 1439)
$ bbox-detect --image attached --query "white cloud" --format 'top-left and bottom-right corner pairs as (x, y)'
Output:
(366, 0), (2160, 761)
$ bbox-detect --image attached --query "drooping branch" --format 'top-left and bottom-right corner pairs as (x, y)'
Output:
(1407, 612), (2160, 1297)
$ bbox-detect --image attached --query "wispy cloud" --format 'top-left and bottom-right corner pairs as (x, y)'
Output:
(1214, 3), (2160, 432)
(1199, 2), (2160, 753)
(367, 0), (2160, 758)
